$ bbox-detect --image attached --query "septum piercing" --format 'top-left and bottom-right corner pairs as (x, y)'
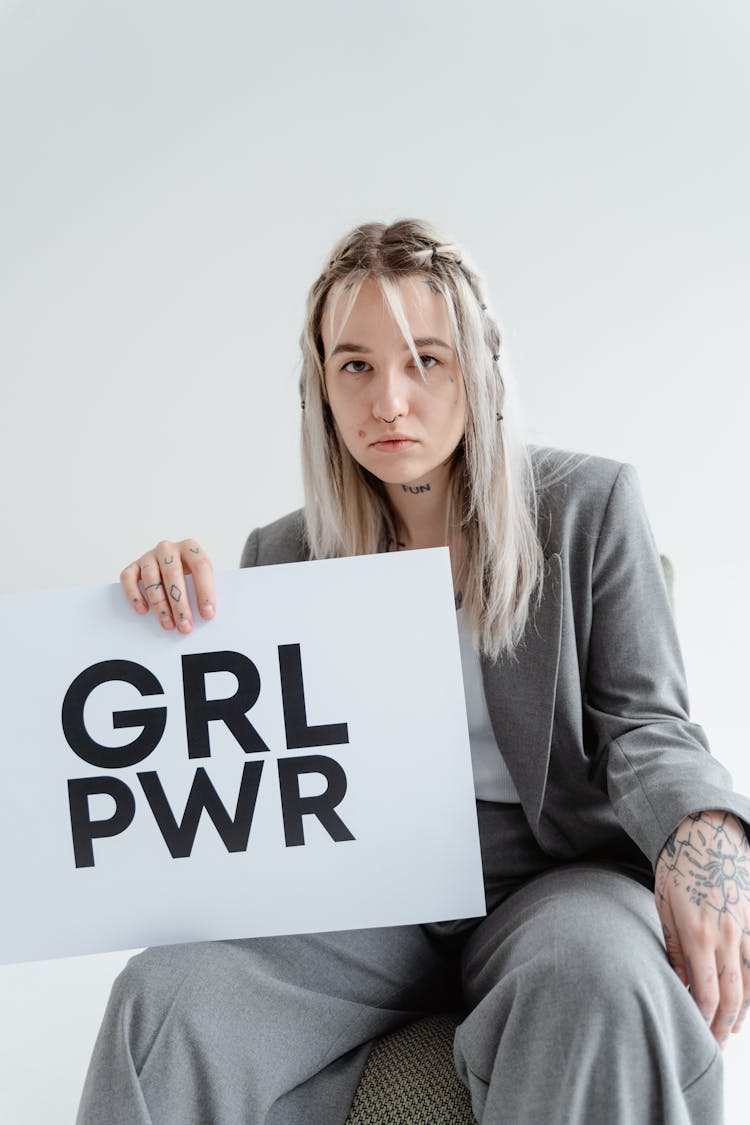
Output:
(382, 415), (398, 424)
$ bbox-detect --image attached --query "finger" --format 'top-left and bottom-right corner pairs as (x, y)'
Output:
(138, 551), (175, 630)
(657, 895), (689, 987)
(712, 945), (744, 1048)
(154, 542), (192, 633)
(684, 946), (721, 1039)
(120, 562), (148, 614)
(180, 540), (215, 620)
(732, 936), (750, 1035)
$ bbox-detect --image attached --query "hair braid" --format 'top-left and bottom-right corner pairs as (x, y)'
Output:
(299, 217), (544, 657)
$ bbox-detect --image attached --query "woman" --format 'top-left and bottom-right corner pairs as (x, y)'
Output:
(78, 219), (750, 1124)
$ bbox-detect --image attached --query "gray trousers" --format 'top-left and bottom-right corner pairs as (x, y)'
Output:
(76, 803), (722, 1125)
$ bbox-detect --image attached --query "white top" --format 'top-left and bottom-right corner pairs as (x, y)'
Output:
(456, 608), (521, 804)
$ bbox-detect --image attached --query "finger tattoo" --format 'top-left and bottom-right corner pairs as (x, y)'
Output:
(144, 582), (163, 592)
(163, 555), (173, 565)
(189, 547), (200, 554)
(170, 584), (182, 602)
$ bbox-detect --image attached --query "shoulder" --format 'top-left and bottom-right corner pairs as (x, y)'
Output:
(528, 444), (643, 556)
(529, 443), (628, 496)
(239, 509), (308, 568)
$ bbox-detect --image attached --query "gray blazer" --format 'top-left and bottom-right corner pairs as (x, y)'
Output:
(240, 446), (750, 873)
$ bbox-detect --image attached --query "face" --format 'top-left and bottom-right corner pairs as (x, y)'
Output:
(321, 275), (467, 487)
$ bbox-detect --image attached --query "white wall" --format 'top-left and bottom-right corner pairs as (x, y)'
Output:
(1, 1), (748, 1121)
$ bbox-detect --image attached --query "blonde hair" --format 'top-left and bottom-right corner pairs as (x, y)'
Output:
(299, 218), (544, 659)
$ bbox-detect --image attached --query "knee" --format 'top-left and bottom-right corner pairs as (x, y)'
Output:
(461, 869), (717, 1083)
(107, 942), (209, 1041)
(464, 867), (706, 1040)
(545, 912), (663, 1012)
(514, 883), (678, 1031)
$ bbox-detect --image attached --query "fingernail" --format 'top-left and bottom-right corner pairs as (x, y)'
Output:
(178, 619), (193, 633)
(202, 603), (214, 618)
(160, 615), (174, 630)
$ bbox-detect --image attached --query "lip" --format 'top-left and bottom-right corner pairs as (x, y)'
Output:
(370, 437), (419, 452)
(370, 433), (418, 449)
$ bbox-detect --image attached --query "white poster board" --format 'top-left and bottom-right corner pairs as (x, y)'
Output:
(0, 549), (484, 963)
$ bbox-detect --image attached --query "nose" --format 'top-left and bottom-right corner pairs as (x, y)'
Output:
(371, 365), (409, 423)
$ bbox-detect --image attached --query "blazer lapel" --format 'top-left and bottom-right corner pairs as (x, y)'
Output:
(480, 553), (563, 830)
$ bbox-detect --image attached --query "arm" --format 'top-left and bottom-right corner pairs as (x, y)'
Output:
(584, 464), (750, 1043)
(584, 463), (750, 863)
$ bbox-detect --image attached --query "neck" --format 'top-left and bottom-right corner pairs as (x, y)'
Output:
(384, 464), (454, 549)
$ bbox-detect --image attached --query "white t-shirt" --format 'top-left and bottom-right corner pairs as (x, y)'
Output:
(456, 608), (521, 804)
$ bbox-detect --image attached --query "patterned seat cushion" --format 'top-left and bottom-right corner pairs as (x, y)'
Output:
(346, 1012), (476, 1124)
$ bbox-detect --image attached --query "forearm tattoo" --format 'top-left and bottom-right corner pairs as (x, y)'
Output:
(657, 812), (750, 933)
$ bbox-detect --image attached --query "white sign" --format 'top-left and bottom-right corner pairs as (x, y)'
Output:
(0, 549), (484, 963)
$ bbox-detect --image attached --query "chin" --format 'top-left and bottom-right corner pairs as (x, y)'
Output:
(363, 462), (431, 487)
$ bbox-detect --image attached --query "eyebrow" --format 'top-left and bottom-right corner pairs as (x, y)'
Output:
(328, 336), (453, 358)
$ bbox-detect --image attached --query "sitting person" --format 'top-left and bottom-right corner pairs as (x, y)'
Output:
(77, 218), (750, 1125)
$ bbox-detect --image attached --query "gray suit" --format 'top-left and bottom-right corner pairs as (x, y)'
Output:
(240, 448), (750, 865)
(77, 448), (749, 1125)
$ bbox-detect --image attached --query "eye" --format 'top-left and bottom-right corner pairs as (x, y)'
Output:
(417, 354), (439, 369)
(341, 360), (371, 374)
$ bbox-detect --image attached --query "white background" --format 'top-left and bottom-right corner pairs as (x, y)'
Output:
(1, 0), (748, 1120)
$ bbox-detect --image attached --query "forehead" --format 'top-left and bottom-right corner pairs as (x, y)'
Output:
(320, 274), (452, 352)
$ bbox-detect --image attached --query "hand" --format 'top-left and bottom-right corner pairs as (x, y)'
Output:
(120, 539), (215, 634)
(655, 810), (750, 1047)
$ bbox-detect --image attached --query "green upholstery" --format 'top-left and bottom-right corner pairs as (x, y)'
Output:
(346, 1013), (475, 1124)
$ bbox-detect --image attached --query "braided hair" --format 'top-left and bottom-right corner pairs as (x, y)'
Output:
(298, 219), (543, 658)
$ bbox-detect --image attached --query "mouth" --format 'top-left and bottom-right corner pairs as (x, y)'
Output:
(370, 435), (418, 452)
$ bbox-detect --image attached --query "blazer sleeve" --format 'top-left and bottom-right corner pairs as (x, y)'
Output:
(585, 463), (750, 867)
(239, 528), (260, 569)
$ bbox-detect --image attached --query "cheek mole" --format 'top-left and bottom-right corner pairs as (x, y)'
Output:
(358, 429), (366, 438)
